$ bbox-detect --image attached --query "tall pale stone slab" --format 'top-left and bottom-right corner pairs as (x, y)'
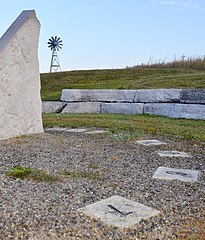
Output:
(0, 10), (43, 140)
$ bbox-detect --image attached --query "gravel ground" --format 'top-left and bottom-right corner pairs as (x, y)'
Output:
(0, 129), (204, 240)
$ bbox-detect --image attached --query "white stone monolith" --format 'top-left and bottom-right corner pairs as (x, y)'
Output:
(0, 10), (43, 140)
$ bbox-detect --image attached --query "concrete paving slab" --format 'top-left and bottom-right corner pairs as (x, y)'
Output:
(153, 167), (199, 182)
(46, 127), (67, 132)
(136, 139), (167, 146)
(158, 151), (190, 158)
(85, 130), (108, 134)
(65, 128), (89, 133)
(78, 195), (160, 228)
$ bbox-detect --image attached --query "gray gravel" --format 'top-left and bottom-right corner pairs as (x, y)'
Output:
(0, 130), (204, 239)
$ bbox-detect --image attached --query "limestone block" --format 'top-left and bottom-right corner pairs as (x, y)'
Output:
(158, 151), (190, 158)
(180, 89), (205, 104)
(101, 103), (144, 114)
(0, 10), (43, 140)
(42, 101), (67, 113)
(61, 89), (136, 102)
(153, 167), (199, 182)
(144, 103), (205, 119)
(65, 128), (89, 133)
(136, 139), (167, 146)
(134, 89), (181, 103)
(78, 195), (160, 228)
(62, 102), (101, 113)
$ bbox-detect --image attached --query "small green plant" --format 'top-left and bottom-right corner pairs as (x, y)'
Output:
(30, 169), (60, 182)
(88, 163), (98, 169)
(7, 166), (32, 179)
(6, 166), (60, 182)
(64, 170), (104, 181)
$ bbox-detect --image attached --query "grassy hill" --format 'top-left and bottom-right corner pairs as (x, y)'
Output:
(41, 65), (205, 142)
(40, 67), (205, 101)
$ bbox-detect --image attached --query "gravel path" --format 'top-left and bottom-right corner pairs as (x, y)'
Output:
(0, 129), (204, 240)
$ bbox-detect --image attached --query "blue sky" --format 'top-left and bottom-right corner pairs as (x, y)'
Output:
(0, 0), (205, 73)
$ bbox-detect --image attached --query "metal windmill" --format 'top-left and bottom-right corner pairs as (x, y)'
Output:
(48, 36), (63, 72)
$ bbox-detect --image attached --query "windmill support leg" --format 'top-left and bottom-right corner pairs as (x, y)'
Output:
(50, 49), (61, 72)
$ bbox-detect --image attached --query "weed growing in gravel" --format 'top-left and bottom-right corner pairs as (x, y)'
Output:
(6, 166), (61, 182)
(108, 132), (145, 142)
(7, 166), (32, 178)
(108, 182), (120, 190)
(111, 156), (119, 161)
(63, 170), (104, 181)
(88, 163), (98, 169)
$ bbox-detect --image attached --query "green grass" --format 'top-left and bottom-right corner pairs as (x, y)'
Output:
(7, 166), (32, 179)
(43, 113), (205, 142)
(6, 166), (61, 182)
(6, 165), (105, 182)
(41, 66), (205, 142)
(40, 68), (205, 100)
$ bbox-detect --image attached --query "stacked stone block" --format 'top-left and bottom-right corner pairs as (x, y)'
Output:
(42, 89), (205, 120)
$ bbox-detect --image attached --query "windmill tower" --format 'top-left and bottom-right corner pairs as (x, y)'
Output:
(48, 36), (63, 72)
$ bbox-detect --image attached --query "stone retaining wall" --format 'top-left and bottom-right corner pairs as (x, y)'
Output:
(42, 89), (205, 120)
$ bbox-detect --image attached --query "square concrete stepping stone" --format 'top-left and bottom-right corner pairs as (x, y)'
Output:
(136, 139), (167, 146)
(78, 195), (160, 228)
(46, 127), (67, 132)
(158, 151), (190, 158)
(85, 130), (108, 134)
(65, 128), (89, 133)
(153, 167), (199, 182)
